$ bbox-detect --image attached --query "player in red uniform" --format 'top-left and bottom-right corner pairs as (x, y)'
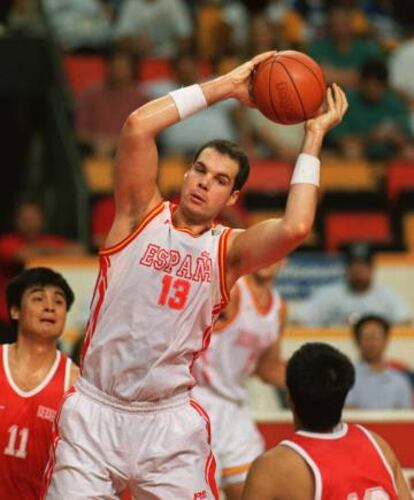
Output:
(0, 267), (79, 500)
(243, 343), (412, 500)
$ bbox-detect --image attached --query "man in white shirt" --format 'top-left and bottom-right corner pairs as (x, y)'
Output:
(114, 0), (192, 57)
(346, 314), (412, 409)
(292, 243), (411, 326)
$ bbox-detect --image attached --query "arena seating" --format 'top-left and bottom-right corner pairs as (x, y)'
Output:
(245, 160), (292, 193)
(320, 158), (377, 192)
(387, 160), (414, 204)
(324, 212), (392, 251)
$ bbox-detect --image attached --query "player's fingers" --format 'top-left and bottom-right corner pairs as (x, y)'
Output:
(251, 51), (277, 66)
(333, 83), (348, 117)
(325, 86), (335, 112)
(337, 86), (349, 116)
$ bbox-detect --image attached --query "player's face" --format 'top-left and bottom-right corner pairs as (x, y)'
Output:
(357, 321), (388, 363)
(180, 148), (240, 223)
(11, 285), (68, 342)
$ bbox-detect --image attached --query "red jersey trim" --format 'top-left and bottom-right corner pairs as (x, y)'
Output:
(99, 200), (165, 256)
(41, 386), (77, 499)
(218, 228), (231, 306)
(80, 255), (110, 372)
(356, 425), (398, 494)
(189, 399), (219, 500)
(2, 345), (62, 398)
(213, 284), (240, 333)
(64, 358), (72, 391)
(281, 439), (323, 500)
(168, 202), (215, 238)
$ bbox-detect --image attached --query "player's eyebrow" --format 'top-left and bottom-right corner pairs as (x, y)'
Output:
(195, 161), (231, 178)
(28, 287), (44, 295)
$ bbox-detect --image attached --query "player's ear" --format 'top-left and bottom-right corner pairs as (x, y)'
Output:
(226, 189), (240, 207)
(10, 306), (20, 321)
(286, 391), (294, 412)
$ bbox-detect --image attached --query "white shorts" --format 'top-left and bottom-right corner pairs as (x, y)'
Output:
(192, 386), (264, 487)
(43, 378), (218, 499)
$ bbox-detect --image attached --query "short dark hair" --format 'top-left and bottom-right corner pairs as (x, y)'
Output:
(192, 139), (250, 192)
(286, 343), (355, 432)
(6, 267), (75, 332)
(352, 314), (390, 343)
(342, 242), (373, 266)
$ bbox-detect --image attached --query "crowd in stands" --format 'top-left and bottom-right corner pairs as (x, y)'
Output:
(0, 0), (413, 409)
(3, 0), (407, 253)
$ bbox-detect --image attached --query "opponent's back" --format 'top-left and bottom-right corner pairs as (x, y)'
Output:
(80, 202), (231, 402)
(0, 344), (72, 500)
(194, 276), (282, 402)
(282, 423), (398, 500)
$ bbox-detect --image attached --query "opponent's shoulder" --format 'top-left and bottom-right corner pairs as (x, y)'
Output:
(248, 444), (314, 495)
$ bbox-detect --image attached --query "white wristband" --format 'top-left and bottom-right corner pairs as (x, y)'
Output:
(290, 153), (320, 186)
(169, 84), (208, 120)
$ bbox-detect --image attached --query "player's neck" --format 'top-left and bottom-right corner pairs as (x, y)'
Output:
(172, 205), (213, 236)
(12, 335), (57, 370)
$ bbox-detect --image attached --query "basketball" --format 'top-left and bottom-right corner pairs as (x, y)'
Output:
(252, 50), (326, 125)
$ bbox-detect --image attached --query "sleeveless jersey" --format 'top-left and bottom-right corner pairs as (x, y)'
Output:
(194, 276), (282, 403)
(0, 344), (72, 500)
(80, 201), (231, 402)
(282, 424), (398, 500)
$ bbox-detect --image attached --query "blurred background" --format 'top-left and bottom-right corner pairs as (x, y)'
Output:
(0, 0), (414, 490)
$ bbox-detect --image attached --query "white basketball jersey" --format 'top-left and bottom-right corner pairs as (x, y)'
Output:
(194, 276), (282, 403)
(80, 201), (231, 402)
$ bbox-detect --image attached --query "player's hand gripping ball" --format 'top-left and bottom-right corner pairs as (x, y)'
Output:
(252, 51), (326, 125)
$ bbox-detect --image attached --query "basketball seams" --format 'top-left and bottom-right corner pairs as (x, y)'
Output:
(277, 54), (325, 100)
(253, 52), (325, 124)
(276, 59), (307, 121)
(267, 59), (282, 123)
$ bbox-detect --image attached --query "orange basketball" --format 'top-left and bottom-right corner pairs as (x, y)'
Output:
(252, 51), (326, 125)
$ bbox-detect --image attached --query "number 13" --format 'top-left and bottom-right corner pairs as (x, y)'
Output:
(158, 275), (190, 310)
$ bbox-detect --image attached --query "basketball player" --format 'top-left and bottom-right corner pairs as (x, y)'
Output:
(192, 262), (285, 500)
(243, 343), (412, 500)
(44, 51), (348, 499)
(0, 267), (78, 499)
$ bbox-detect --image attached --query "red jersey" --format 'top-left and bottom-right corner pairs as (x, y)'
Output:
(282, 423), (398, 500)
(0, 344), (72, 500)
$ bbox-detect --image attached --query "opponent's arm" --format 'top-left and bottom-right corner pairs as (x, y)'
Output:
(256, 303), (285, 385)
(226, 85), (348, 288)
(106, 51), (276, 247)
(372, 432), (412, 499)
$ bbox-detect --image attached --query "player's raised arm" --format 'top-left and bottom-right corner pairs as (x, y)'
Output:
(106, 51), (276, 248)
(226, 84), (348, 287)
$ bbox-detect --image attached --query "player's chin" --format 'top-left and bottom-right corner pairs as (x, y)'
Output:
(37, 323), (62, 338)
(185, 200), (215, 223)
